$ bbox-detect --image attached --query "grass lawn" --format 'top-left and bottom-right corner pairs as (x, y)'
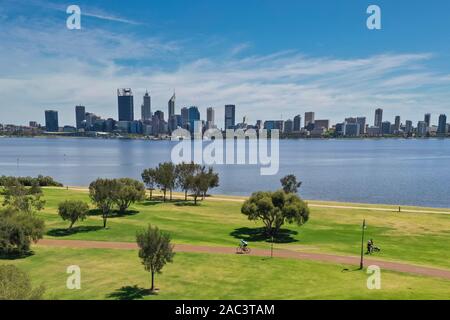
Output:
(35, 188), (450, 270)
(1, 247), (449, 300)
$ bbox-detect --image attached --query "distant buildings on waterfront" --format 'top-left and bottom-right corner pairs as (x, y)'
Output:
(1, 88), (449, 139)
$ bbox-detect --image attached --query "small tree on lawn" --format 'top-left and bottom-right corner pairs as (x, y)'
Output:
(141, 168), (157, 200)
(202, 167), (219, 199)
(241, 190), (309, 237)
(136, 225), (175, 292)
(89, 178), (120, 228)
(58, 200), (90, 230)
(114, 178), (146, 214)
(155, 163), (176, 202)
(280, 174), (302, 194)
(175, 162), (201, 201)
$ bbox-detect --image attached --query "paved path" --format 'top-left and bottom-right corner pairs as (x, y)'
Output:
(37, 239), (450, 280)
(57, 187), (450, 215)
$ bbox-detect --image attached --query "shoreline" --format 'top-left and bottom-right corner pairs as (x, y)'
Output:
(1, 134), (450, 141)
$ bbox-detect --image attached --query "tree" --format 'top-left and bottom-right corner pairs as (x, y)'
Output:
(2, 178), (45, 213)
(0, 265), (45, 300)
(58, 200), (90, 230)
(175, 162), (201, 201)
(89, 178), (120, 228)
(141, 168), (157, 200)
(136, 225), (175, 292)
(241, 190), (309, 237)
(202, 167), (219, 199)
(114, 178), (146, 214)
(154, 162), (176, 202)
(280, 174), (302, 194)
(0, 207), (45, 256)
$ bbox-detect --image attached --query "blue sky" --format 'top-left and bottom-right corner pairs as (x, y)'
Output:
(1, 0), (450, 127)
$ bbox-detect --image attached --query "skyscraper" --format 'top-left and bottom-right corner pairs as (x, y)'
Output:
(117, 88), (134, 121)
(225, 105), (236, 130)
(438, 114), (447, 135)
(206, 107), (215, 129)
(357, 117), (366, 135)
(284, 119), (293, 134)
(188, 106), (201, 133)
(75, 105), (86, 130)
(405, 120), (413, 135)
(45, 110), (59, 132)
(394, 116), (401, 132)
(181, 107), (189, 129)
(374, 108), (383, 128)
(168, 92), (176, 119)
(293, 115), (302, 132)
(304, 112), (315, 127)
(141, 91), (152, 121)
(424, 113), (431, 127)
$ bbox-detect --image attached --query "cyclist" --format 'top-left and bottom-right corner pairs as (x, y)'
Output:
(240, 239), (248, 249)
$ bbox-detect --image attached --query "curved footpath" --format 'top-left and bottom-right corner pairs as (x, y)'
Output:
(37, 239), (450, 280)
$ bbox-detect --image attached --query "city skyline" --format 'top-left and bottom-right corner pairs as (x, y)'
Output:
(17, 86), (447, 138)
(2, 1), (450, 125)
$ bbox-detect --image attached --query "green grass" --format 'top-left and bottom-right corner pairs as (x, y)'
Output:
(35, 188), (450, 270)
(1, 247), (449, 300)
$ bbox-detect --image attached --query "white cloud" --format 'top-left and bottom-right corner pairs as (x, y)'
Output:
(1, 8), (450, 128)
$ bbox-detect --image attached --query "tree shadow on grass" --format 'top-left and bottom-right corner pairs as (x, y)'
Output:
(230, 227), (299, 244)
(88, 209), (139, 218)
(46, 226), (103, 237)
(0, 251), (35, 260)
(174, 202), (199, 207)
(107, 285), (157, 300)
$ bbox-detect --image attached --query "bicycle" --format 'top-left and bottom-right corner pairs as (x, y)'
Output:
(236, 245), (251, 254)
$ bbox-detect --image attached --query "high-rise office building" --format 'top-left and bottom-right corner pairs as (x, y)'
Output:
(154, 110), (165, 122)
(314, 119), (330, 130)
(304, 112), (315, 127)
(225, 105), (236, 130)
(207, 107), (215, 124)
(181, 107), (189, 129)
(343, 122), (360, 137)
(188, 106), (200, 133)
(438, 114), (447, 135)
(394, 116), (401, 132)
(405, 120), (413, 134)
(141, 91), (152, 121)
(417, 121), (427, 136)
(284, 119), (293, 134)
(75, 105), (86, 130)
(374, 108), (383, 128)
(293, 115), (302, 132)
(117, 88), (134, 121)
(381, 121), (391, 135)
(168, 92), (176, 119)
(357, 117), (366, 135)
(424, 113), (431, 127)
(206, 107), (215, 129)
(45, 110), (59, 132)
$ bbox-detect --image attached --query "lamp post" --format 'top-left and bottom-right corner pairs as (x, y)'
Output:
(359, 219), (366, 270)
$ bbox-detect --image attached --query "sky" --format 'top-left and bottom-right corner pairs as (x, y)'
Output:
(1, 0), (450, 127)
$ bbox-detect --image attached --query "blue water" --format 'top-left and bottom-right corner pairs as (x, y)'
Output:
(0, 137), (449, 208)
